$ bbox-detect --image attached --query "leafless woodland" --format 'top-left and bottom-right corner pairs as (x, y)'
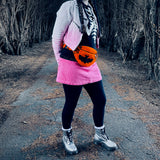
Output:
(0, 0), (56, 55)
(0, 0), (160, 82)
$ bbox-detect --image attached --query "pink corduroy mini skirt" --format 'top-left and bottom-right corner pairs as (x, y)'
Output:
(56, 58), (102, 85)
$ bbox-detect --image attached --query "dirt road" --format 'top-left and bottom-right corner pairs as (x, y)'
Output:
(0, 41), (159, 160)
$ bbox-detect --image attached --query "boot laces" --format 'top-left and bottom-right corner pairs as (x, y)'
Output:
(100, 128), (109, 140)
(66, 131), (73, 143)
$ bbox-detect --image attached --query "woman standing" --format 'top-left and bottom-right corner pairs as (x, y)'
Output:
(52, 0), (118, 154)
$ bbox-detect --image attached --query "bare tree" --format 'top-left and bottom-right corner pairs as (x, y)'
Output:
(0, 0), (56, 55)
(99, 0), (159, 81)
(144, 0), (160, 80)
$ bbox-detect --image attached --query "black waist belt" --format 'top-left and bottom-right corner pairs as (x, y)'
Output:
(60, 48), (76, 61)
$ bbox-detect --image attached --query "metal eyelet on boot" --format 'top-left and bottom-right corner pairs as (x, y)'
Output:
(94, 126), (118, 151)
(62, 128), (78, 155)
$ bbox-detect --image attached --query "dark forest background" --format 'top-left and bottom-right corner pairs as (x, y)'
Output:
(0, 0), (160, 82)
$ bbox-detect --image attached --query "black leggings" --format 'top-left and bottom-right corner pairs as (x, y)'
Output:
(62, 80), (106, 129)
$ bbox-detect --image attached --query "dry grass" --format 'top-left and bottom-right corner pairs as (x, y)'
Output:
(0, 41), (53, 126)
(98, 49), (160, 151)
(0, 41), (53, 108)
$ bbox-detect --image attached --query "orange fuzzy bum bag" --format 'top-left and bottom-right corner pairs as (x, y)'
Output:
(63, 44), (97, 67)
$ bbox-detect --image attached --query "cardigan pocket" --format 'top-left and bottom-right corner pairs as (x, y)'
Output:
(72, 21), (81, 32)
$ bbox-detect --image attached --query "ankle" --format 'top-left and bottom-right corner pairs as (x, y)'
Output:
(62, 127), (72, 131)
(94, 125), (105, 130)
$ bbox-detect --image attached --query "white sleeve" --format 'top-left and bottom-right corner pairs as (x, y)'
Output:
(52, 2), (73, 64)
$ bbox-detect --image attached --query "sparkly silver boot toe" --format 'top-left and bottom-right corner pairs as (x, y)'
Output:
(62, 128), (78, 155)
(94, 126), (118, 151)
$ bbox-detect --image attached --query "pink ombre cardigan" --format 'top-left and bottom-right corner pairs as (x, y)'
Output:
(52, 0), (102, 85)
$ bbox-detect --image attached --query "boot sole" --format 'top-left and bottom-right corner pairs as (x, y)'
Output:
(65, 149), (78, 155)
(62, 142), (78, 155)
(94, 139), (118, 151)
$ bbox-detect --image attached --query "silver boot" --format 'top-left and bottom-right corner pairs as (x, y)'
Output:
(62, 128), (78, 155)
(94, 126), (118, 151)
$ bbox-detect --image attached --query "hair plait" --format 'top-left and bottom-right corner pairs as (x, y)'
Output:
(77, 0), (86, 33)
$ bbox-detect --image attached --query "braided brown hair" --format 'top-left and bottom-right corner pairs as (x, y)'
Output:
(77, 0), (85, 33)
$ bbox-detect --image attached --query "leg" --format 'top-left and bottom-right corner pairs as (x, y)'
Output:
(62, 84), (82, 129)
(84, 80), (106, 127)
(84, 81), (118, 151)
(62, 84), (82, 155)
